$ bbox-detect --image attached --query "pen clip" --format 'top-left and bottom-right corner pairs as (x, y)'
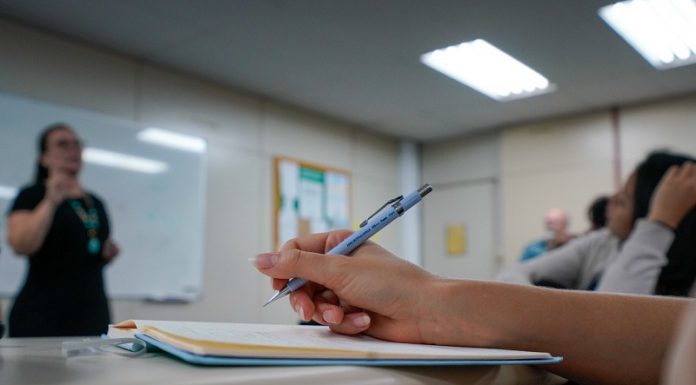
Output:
(359, 195), (403, 228)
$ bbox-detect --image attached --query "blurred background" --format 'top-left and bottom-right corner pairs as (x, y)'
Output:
(0, 0), (695, 325)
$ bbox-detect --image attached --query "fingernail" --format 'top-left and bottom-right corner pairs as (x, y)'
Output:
(253, 252), (279, 269)
(299, 305), (307, 321)
(353, 314), (370, 328)
(323, 310), (338, 324)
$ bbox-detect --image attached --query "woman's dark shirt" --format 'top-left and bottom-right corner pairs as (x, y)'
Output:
(8, 184), (111, 337)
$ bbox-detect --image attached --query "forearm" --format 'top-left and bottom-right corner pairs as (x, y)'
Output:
(8, 199), (57, 255)
(427, 279), (688, 385)
(663, 303), (696, 385)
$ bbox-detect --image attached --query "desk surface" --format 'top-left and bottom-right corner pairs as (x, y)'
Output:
(0, 337), (567, 385)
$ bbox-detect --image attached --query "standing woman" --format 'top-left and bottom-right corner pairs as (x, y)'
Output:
(6, 123), (119, 337)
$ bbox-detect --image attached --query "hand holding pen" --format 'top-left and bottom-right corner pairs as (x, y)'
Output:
(253, 184), (432, 339)
(253, 227), (440, 343)
(263, 184), (432, 307)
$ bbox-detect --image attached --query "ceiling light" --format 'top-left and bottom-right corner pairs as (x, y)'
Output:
(599, 0), (696, 69)
(83, 148), (168, 173)
(420, 39), (555, 101)
(0, 185), (18, 200)
(137, 128), (206, 153)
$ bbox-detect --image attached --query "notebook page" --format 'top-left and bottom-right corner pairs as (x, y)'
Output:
(135, 321), (551, 359)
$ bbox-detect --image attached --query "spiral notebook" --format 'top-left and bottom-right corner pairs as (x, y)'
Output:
(109, 320), (563, 366)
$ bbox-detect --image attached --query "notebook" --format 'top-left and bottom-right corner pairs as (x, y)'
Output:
(109, 320), (562, 366)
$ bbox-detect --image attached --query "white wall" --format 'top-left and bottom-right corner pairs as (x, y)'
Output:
(0, 19), (399, 325)
(620, 97), (696, 178)
(422, 94), (696, 270)
(500, 114), (615, 264)
(421, 132), (502, 278)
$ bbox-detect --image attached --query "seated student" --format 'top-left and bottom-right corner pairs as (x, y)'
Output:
(518, 207), (574, 261)
(602, 153), (696, 295)
(586, 195), (609, 232)
(497, 152), (696, 296)
(253, 229), (691, 385)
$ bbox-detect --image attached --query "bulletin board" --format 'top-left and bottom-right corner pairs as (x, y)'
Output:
(273, 156), (351, 250)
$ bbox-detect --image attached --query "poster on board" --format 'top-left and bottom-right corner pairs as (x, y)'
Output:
(274, 156), (351, 250)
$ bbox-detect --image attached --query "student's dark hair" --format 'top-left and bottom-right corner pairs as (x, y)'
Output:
(587, 195), (609, 230)
(633, 151), (696, 296)
(34, 123), (72, 184)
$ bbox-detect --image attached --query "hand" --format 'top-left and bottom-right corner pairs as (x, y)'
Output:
(648, 162), (696, 229)
(254, 230), (442, 344)
(44, 172), (74, 205)
(102, 238), (120, 263)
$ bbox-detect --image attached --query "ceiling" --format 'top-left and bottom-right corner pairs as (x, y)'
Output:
(1, 0), (696, 142)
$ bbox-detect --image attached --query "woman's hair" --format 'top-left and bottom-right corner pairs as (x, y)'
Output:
(587, 195), (609, 230)
(633, 151), (696, 296)
(34, 123), (73, 184)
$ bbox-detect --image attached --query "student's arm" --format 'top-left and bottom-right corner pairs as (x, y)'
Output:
(434, 281), (686, 385)
(598, 162), (696, 294)
(495, 234), (595, 288)
(254, 231), (689, 385)
(596, 219), (672, 294)
(663, 301), (696, 385)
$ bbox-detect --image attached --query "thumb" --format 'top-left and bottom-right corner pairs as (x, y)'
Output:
(254, 249), (340, 288)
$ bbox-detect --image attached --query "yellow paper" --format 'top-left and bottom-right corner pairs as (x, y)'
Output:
(446, 224), (466, 255)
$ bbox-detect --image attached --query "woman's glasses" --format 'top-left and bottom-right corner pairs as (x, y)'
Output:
(53, 139), (84, 150)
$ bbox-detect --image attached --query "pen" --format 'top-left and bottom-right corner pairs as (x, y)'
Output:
(263, 183), (433, 307)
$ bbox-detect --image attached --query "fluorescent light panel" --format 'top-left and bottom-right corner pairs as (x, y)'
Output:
(599, 0), (696, 69)
(137, 128), (206, 153)
(0, 185), (18, 199)
(83, 148), (168, 174)
(421, 39), (555, 101)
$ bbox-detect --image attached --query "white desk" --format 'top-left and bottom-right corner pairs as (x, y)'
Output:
(0, 337), (567, 385)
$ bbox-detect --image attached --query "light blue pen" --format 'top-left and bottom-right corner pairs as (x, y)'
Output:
(263, 183), (433, 307)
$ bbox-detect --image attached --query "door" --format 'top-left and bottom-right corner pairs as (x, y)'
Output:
(423, 181), (498, 280)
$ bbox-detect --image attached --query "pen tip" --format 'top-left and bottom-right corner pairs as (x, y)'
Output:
(263, 291), (282, 307)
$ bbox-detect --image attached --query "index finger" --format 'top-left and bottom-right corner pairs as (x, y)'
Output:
(280, 229), (354, 254)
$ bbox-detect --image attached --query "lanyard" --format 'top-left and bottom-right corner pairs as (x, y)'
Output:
(69, 196), (101, 255)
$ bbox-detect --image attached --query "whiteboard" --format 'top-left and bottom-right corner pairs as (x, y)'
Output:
(0, 92), (206, 300)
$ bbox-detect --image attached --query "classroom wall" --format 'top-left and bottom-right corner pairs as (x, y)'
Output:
(0, 19), (400, 325)
(620, 97), (696, 179)
(2, 17), (695, 324)
(422, 95), (696, 273)
(421, 132), (502, 278)
(500, 98), (696, 265)
(500, 114), (615, 264)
